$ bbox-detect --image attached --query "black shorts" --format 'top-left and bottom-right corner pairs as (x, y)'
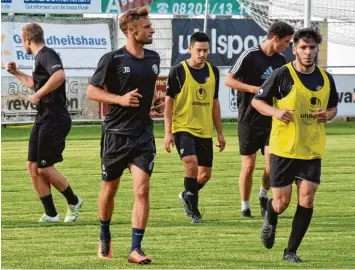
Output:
(101, 127), (156, 181)
(173, 132), (213, 167)
(238, 122), (270, 155)
(28, 119), (71, 168)
(270, 154), (321, 188)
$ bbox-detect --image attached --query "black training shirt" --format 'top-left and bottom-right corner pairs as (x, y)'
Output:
(33, 46), (69, 123)
(229, 46), (286, 128)
(90, 47), (160, 136)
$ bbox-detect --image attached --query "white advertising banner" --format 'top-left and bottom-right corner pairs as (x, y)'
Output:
(218, 74), (355, 119)
(1, 76), (99, 124)
(1, 22), (112, 69)
(1, 0), (101, 14)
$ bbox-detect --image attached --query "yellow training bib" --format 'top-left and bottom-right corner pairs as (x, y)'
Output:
(270, 63), (330, 159)
(172, 61), (215, 138)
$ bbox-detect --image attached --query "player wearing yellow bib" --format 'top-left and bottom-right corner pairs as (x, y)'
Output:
(252, 28), (338, 263)
(164, 32), (226, 223)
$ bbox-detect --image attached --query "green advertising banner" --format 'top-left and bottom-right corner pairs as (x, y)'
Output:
(102, 0), (247, 15)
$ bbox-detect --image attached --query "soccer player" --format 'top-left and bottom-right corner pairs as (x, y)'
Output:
(5, 23), (82, 223)
(224, 21), (294, 217)
(87, 7), (163, 263)
(252, 28), (338, 263)
(164, 32), (226, 224)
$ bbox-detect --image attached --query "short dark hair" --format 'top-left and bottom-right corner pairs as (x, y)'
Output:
(267, 21), (294, 39)
(22, 23), (45, 44)
(190, 31), (210, 46)
(293, 28), (323, 45)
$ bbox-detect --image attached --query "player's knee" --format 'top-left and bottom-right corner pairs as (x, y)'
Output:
(135, 185), (149, 199)
(273, 199), (290, 213)
(299, 193), (315, 208)
(241, 164), (255, 176)
(199, 172), (211, 182)
(27, 161), (39, 177)
(184, 158), (198, 176)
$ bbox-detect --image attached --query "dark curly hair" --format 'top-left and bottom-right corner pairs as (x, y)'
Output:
(293, 28), (322, 45)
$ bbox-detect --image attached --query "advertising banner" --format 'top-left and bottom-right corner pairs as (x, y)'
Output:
(1, 22), (112, 69)
(1, 0), (101, 14)
(1, 76), (100, 124)
(171, 19), (294, 67)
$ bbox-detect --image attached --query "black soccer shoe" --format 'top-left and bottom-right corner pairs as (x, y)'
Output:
(241, 208), (254, 218)
(261, 210), (277, 249)
(283, 249), (304, 263)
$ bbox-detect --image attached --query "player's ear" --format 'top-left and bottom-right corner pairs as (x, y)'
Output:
(188, 45), (192, 54)
(292, 44), (296, 56)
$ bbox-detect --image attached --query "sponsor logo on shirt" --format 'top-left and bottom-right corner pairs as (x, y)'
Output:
(261, 66), (273, 80)
(152, 64), (159, 75)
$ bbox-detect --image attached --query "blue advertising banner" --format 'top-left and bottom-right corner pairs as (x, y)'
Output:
(172, 19), (294, 66)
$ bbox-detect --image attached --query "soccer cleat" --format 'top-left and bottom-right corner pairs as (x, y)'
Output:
(64, 196), (83, 223)
(179, 191), (192, 217)
(98, 238), (112, 259)
(283, 249), (304, 263)
(259, 197), (268, 217)
(191, 214), (203, 224)
(128, 248), (152, 264)
(38, 213), (60, 222)
(241, 208), (254, 218)
(261, 210), (277, 249)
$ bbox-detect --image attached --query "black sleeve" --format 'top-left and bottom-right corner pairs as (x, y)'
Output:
(253, 68), (282, 104)
(326, 72), (339, 108)
(90, 53), (112, 88)
(212, 65), (220, 99)
(166, 64), (185, 98)
(229, 50), (251, 78)
(41, 50), (63, 75)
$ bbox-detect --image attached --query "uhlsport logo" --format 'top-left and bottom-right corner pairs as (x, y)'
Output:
(301, 97), (322, 119)
(308, 97), (322, 112)
(152, 64), (159, 75)
(196, 88), (207, 100)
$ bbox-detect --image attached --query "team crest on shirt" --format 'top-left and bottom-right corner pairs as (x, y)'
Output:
(196, 88), (207, 100)
(152, 64), (159, 75)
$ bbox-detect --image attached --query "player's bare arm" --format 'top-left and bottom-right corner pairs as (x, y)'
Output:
(29, 70), (65, 104)
(224, 72), (259, 94)
(87, 85), (142, 107)
(252, 99), (294, 124)
(163, 96), (174, 153)
(152, 87), (165, 113)
(212, 99), (226, 152)
(6, 61), (34, 89)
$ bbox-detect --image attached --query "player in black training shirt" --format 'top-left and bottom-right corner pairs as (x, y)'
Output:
(164, 32), (226, 224)
(225, 22), (294, 218)
(87, 7), (163, 263)
(6, 23), (82, 223)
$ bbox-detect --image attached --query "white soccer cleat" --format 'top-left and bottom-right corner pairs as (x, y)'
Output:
(38, 214), (60, 223)
(64, 196), (83, 223)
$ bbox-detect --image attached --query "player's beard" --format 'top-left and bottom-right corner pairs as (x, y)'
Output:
(295, 51), (316, 68)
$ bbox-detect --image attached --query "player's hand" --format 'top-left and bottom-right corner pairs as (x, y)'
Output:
(312, 108), (328, 123)
(6, 61), (17, 75)
(216, 134), (226, 152)
(275, 108), (294, 124)
(29, 93), (40, 105)
(163, 132), (174, 153)
(153, 97), (165, 114)
(118, 88), (142, 107)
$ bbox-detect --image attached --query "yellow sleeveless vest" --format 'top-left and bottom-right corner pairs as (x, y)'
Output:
(270, 63), (330, 159)
(172, 61), (215, 138)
